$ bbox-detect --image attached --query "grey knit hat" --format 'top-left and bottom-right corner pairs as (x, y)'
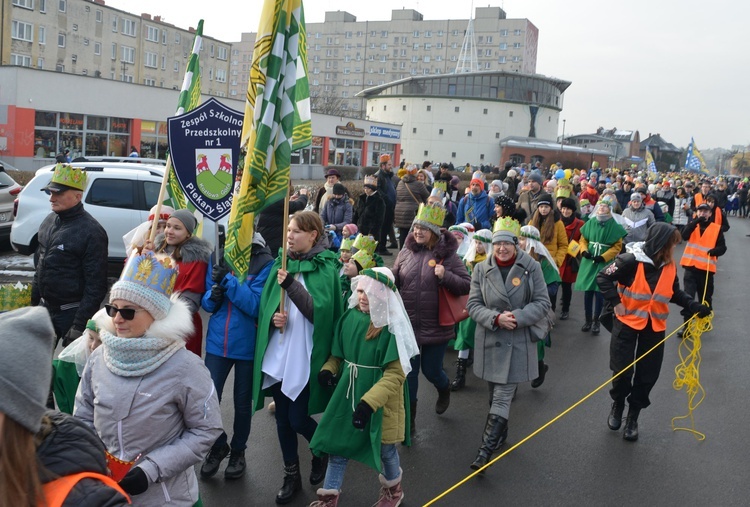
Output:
(528, 171), (544, 185)
(0, 307), (55, 433)
(170, 209), (197, 235)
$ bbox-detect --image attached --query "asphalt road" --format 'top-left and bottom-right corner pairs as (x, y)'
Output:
(2, 219), (748, 506)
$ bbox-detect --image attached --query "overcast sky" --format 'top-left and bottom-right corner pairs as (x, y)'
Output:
(107, 0), (748, 150)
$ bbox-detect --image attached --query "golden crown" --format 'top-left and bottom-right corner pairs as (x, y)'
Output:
(353, 234), (378, 254)
(363, 175), (377, 186)
(415, 203), (446, 228)
(350, 249), (375, 270)
(492, 216), (521, 237)
(433, 180), (447, 192)
(50, 164), (88, 191)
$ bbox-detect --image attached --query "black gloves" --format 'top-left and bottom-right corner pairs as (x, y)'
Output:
(352, 401), (374, 429)
(689, 301), (711, 318)
(212, 263), (230, 283)
(318, 370), (338, 388)
(707, 248), (719, 257)
(209, 284), (226, 306)
(119, 466), (149, 496)
(581, 250), (592, 259)
(62, 327), (83, 348)
(593, 255), (605, 264)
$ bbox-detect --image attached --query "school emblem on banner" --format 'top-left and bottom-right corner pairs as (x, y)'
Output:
(167, 98), (243, 221)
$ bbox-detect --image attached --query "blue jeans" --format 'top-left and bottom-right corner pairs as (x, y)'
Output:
(407, 342), (450, 402)
(204, 353), (254, 452)
(323, 444), (401, 491)
(584, 290), (604, 319)
(270, 382), (318, 464)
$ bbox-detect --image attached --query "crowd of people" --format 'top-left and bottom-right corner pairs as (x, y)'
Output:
(4, 159), (733, 506)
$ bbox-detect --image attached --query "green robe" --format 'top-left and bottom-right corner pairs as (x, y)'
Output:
(52, 359), (80, 414)
(310, 309), (409, 472)
(453, 253), (486, 351)
(574, 218), (627, 292)
(252, 249), (343, 415)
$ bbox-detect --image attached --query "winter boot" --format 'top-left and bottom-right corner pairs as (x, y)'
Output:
(607, 400), (625, 431)
(466, 348), (475, 367)
(276, 461), (302, 505)
(470, 414), (508, 470)
(591, 317), (601, 335)
(450, 358), (468, 391)
(310, 453), (328, 486)
(374, 468), (404, 507)
(224, 449), (247, 480)
(435, 386), (451, 414)
(560, 310), (570, 320)
(200, 442), (230, 479)
(623, 407), (641, 442)
(409, 400), (417, 436)
(530, 360), (548, 389)
(309, 489), (340, 507)
(581, 317), (593, 332)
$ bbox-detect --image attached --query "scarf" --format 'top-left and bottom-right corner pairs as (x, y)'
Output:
(101, 329), (185, 377)
(561, 213), (575, 226)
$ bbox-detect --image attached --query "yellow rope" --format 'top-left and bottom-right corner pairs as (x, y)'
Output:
(671, 260), (714, 440)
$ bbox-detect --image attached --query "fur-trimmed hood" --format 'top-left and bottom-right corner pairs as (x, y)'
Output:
(404, 228), (459, 260)
(154, 233), (213, 263)
(98, 294), (194, 343)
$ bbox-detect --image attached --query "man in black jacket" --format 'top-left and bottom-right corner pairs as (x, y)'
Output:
(353, 175), (385, 237)
(32, 164), (108, 347)
(375, 154), (397, 256)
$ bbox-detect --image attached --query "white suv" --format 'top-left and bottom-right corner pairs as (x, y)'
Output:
(11, 161), (224, 265)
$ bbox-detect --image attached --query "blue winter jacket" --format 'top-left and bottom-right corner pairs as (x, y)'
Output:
(456, 190), (493, 230)
(201, 245), (274, 360)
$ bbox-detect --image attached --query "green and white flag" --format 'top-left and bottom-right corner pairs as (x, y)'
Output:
(165, 20), (204, 212)
(224, 0), (312, 280)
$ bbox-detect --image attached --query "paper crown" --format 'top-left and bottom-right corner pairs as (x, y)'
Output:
(110, 252), (178, 320)
(433, 180), (447, 192)
(50, 163), (88, 191)
(492, 216), (521, 238)
(363, 175), (377, 186)
(353, 234), (378, 254)
(379, 154), (391, 163)
(579, 198), (591, 207)
(340, 237), (355, 251)
(414, 203), (446, 229)
(350, 249), (376, 270)
(430, 187), (445, 199)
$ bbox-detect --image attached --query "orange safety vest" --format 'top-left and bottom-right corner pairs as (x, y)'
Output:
(680, 222), (720, 273)
(41, 472), (131, 507)
(617, 262), (676, 332)
(693, 193), (706, 208)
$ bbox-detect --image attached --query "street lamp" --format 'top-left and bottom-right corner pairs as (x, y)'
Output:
(561, 119), (566, 152)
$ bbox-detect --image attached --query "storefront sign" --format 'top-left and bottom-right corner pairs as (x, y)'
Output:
(335, 122), (365, 138)
(167, 98), (243, 221)
(369, 125), (401, 139)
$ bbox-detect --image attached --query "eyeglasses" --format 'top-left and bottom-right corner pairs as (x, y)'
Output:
(494, 241), (515, 249)
(104, 304), (147, 320)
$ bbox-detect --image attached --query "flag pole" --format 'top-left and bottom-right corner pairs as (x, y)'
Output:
(148, 154), (175, 243)
(279, 190), (291, 332)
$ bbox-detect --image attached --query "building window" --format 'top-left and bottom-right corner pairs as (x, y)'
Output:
(58, 32), (65, 47)
(122, 19), (136, 37)
(512, 56), (520, 62)
(402, 105), (406, 111)
(216, 69), (227, 82)
(12, 0), (33, 9)
(12, 21), (34, 42)
(383, 105), (387, 111)
(58, 0), (65, 12)
(161, 55), (166, 70)
(144, 51), (157, 68)
(454, 106), (460, 113)
(484, 49), (492, 56)
(467, 131), (472, 137)
(146, 26), (158, 42)
(424, 56), (430, 63)
(501, 29), (508, 36)
(11, 53), (32, 67)
(426, 105), (432, 111)
(487, 36), (493, 43)
(96, 9), (102, 22)
(480, 154), (485, 160)
(484, 62), (491, 69)
(40, 0), (47, 11)
(111, 43), (116, 60)
(218, 47), (228, 60)
(37, 56), (44, 68)
(94, 42), (101, 55)
(144, 78), (156, 86)
(483, 109), (488, 115)
(499, 56), (506, 64)
(499, 42), (507, 50)
(175, 32), (181, 44)
(412, 128), (417, 134)
(513, 42), (521, 49)
(496, 133), (500, 139)
(56, 63), (64, 72)
(514, 29), (522, 35)
(381, 30), (388, 37)
(451, 152), (456, 158)
(381, 43), (387, 50)
(38, 26), (46, 44)
(439, 129), (444, 135)
(112, 15), (118, 32)
(161, 29), (167, 44)
(121, 46), (135, 64)
(509, 111), (514, 117)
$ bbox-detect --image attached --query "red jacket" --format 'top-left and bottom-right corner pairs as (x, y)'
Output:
(560, 217), (584, 283)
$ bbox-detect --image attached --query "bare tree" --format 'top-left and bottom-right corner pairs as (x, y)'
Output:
(309, 87), (352, 117)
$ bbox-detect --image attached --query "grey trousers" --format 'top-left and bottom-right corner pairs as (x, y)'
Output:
(487, 382), (517, 419)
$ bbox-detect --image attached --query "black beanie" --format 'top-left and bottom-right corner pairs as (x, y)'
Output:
(332, 183), (347, 195)
(561, 197), (577, 211)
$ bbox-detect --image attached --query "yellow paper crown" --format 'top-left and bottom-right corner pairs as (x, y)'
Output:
(415, 203), (446, 229)
(340, 237), (355, 252)
(433, 180), (447, 192)
(51, 163), (88, 191)
(350, 249), (375, 270)
(353, 234), (378, 254)
(492, 216), (521, 237)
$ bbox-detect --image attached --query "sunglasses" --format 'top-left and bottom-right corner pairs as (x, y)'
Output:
(104, 304), (147, 320)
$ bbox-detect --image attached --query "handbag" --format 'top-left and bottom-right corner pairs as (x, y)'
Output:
(436, 259), (469, 326)
(526, 269), (556, 343)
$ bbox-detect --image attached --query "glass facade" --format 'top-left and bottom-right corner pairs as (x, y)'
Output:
(327, 138), (363, 166)
(291, 136), (324, 165)
(366, 72), (568, 110)
(369, 142), (397, 166)
(140, 121), (169, 159)
(34, 111), (132, 159)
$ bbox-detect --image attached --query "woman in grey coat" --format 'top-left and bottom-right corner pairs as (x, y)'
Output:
(466, 217), (551, 470)
(75, 251), (223, 506)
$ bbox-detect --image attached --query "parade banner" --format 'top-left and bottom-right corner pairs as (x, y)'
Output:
(167, 98), (243, 222)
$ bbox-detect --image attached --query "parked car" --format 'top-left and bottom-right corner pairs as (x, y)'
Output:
(11, 162), (225, 268)
(0, 163), (23, 242)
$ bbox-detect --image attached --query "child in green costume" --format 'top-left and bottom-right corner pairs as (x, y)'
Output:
(310, 268), (418, 507)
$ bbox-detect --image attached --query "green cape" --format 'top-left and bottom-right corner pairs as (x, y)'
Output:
(252, 248), (343, 415)
(574, 217), (627, 292)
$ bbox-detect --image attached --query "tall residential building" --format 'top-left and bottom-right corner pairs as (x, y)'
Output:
(2, 0), (231, 96)
(231, 6), (538, 117)
(228, 32), (255, 100)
